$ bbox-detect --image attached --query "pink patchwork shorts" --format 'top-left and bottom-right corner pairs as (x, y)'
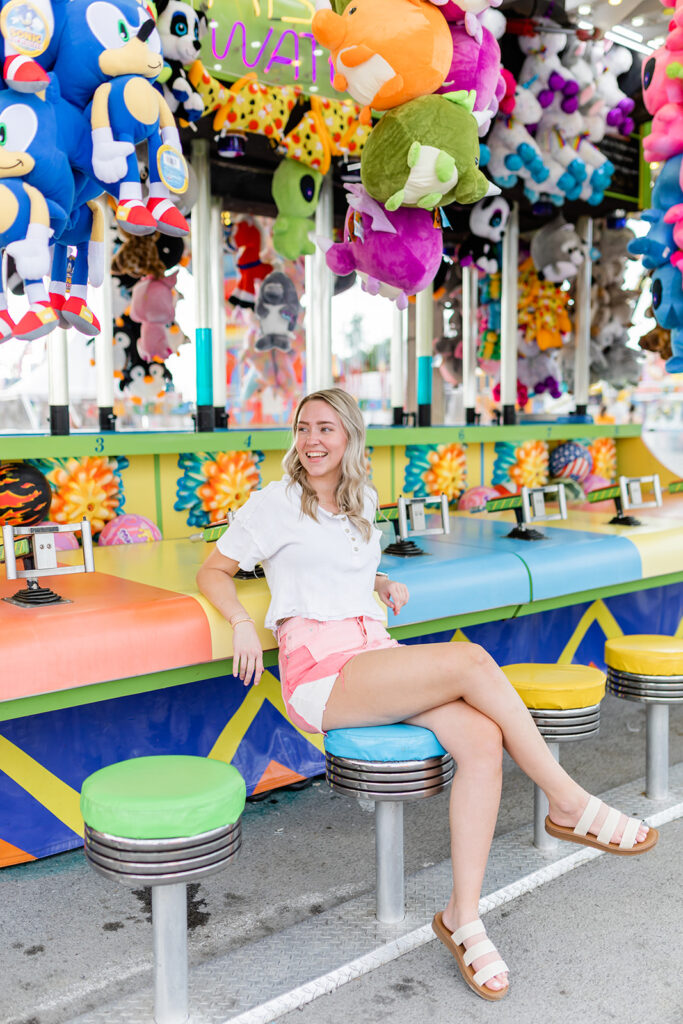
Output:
(277, 615), (400, 734)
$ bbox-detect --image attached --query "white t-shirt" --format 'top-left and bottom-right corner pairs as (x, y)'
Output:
(216, 477), (384, 632)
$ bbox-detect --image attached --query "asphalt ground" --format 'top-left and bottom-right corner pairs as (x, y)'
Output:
(1, 695), (681, 1024)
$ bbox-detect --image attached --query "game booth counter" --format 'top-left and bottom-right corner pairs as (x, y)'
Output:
(3, 0), (683, 870)
(1, 423), (683, 869)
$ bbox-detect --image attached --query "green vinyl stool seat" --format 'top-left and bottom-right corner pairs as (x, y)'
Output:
(80, 756), (246, 1024)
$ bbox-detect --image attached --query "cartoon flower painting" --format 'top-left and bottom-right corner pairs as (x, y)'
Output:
(404, 443), (467, 503)
(28, 456), (129, 535)
(493, 440), (549, 492)
(587, 437), (617, 481)
(175, 450), (264, 527)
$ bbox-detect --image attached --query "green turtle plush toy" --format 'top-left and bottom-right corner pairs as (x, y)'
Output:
(361, 91), (499, 211)
(271, 158), (324, 260)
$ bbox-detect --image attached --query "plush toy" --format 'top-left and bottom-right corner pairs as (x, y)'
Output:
(435, 1), (502, 46)
(254, 272), (301, 352)
(52, 0), (189, 237)
(518, 24), (579, 114)
(111, 312), (141, 382)
(155, 0), (208, 124)
(458, 195), (509, 273)
(120, 348), (171, 404)
(628, 156), (681, 269)
(187, 59), (229, 115)
(312, 0), (453, 125)
(436, 18), (504, 135)
(360, 92), (497, 211)
(227, 218), (273, 308)
(530, 218), (586, 282)
(271, 157), (323, 260)
(129, 270), (188, 361)
(638, 317), (672, 362)
(594, 42), (636, 137)
(641, 45), (683, 163)
(0, 0), (59, 92)
(213, 75), (301, 148)
(486, 72), (550, 189)
(318, 183), (443, 309)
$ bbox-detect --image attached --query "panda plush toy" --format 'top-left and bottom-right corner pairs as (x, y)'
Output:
(156, 0), (208, 123)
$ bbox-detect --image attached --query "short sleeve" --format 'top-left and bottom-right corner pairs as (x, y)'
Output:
(215, 485), (281, 570)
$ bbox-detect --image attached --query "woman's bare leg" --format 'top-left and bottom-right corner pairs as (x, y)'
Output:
(407, 701), (508, 992)
(322, 641), (649, 844)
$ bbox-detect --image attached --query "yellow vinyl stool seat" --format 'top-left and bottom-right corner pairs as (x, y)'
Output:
(604, 635), (683, 799)
(502, 663), (606, 851)
(503, 663), (606, 711)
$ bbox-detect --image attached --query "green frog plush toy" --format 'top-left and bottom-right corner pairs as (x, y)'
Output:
(360, 91), (498, 211)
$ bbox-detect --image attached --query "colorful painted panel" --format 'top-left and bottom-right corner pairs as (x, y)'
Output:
(2, 582), (681, 868)
(403, 443), (468, 503)
(175, 450), (265, 527)
(492, 440), (549, 492)
(27, 456), (129, 536)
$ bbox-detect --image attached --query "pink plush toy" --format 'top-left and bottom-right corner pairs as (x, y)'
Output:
(436, 19), (504, 134)
(642, 45), (683, 163)
(434, 1), (502, 45)
(317, 184), (442, 309)
(129, 271), (187, 362)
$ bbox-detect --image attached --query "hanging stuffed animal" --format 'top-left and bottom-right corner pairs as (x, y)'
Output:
(318, 183), (443, 309)
(361, 92), (498, 211)
(129, 270), (188, 361)
(253, 272), (301, 352)
(436, 13), (504, 134)
(530, 218), (586, 283)
(52, 0), (189, 238)
(227, 218), (273, 308)
(271, 158), (323, 260)
(312, 0), (453, 125)
(155, 0), (207, 124)
(458, 195), (509, 273)
(518, 23), (579, 114)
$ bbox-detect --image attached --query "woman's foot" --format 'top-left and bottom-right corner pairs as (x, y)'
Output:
(434, 910), (509, 999)
(546, 794), (658, 854)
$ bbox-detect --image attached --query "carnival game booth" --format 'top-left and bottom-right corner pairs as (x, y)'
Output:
(2, 0), (683, 868)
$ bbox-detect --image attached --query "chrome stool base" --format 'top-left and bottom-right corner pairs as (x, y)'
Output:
(325, 753), (454, 923)
(527, 704), (602, 851)
(607, 667), (683, 799)
(84, 822), (242, 1024)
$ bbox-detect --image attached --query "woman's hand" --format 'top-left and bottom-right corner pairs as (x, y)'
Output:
(376, 577), (409, 616)
(232, 621), (264, 686)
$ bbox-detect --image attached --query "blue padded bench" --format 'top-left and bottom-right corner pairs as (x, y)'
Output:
(324, 724), (454, 923)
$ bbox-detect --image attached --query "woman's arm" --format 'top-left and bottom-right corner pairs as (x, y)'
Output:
(197, 548), (264, 685)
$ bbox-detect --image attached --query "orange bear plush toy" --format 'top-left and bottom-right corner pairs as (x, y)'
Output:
(312, 0), (453, 124)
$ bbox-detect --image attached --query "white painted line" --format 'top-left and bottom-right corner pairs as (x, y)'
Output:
(222, 800), (683, 1024)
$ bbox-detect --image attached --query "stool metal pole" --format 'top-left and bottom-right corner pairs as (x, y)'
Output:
(375, 800), (404, 923)
(534, 741), (559, 851)
(646, 703), (669, 800)
(152, 883), (188, 1024)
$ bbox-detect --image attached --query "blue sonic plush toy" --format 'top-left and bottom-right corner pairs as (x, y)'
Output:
(52, 0), (189, 237)
(0, 83), (105, 338)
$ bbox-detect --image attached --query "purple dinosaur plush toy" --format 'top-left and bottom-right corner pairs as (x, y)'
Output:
(317, 184), (443, 309)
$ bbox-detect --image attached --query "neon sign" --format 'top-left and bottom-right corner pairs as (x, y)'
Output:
(211, 21), (334, 85)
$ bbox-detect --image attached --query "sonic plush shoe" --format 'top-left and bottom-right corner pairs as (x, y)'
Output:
(62, 297), (101, 335)
(115, 199), (157, 235)
(3, 55), (49, 93)
(14, 302), (58, 341)
(0, 309), (15, 342)
(146, 198), (189, 237)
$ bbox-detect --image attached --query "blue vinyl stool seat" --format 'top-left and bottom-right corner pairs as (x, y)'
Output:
(324, 725), (454, 923)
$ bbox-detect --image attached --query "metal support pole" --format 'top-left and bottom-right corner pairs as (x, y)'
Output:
(210, 197), (227, 428)
(152, 883), (188, 1024)
(533, 741), (559, 850)
(573, 216), (593, 417)
(391, 305), (404, 425)
(95, 200), (115, 431)
(48, 327), (69, 434)
(304, 173), (333, 394)
(462, 264), (478, 425)
(191, 138), (214, 432)
(645, 703), (669, 800)
(500, 202), (519, 425)
(416, 282), (433, 426)
(375, 800), (405, 923)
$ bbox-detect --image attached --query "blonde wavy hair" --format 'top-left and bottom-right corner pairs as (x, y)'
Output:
(282, 388), (375, 542)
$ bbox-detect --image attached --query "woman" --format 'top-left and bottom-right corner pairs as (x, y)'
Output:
(197, 387), (657, 1003)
